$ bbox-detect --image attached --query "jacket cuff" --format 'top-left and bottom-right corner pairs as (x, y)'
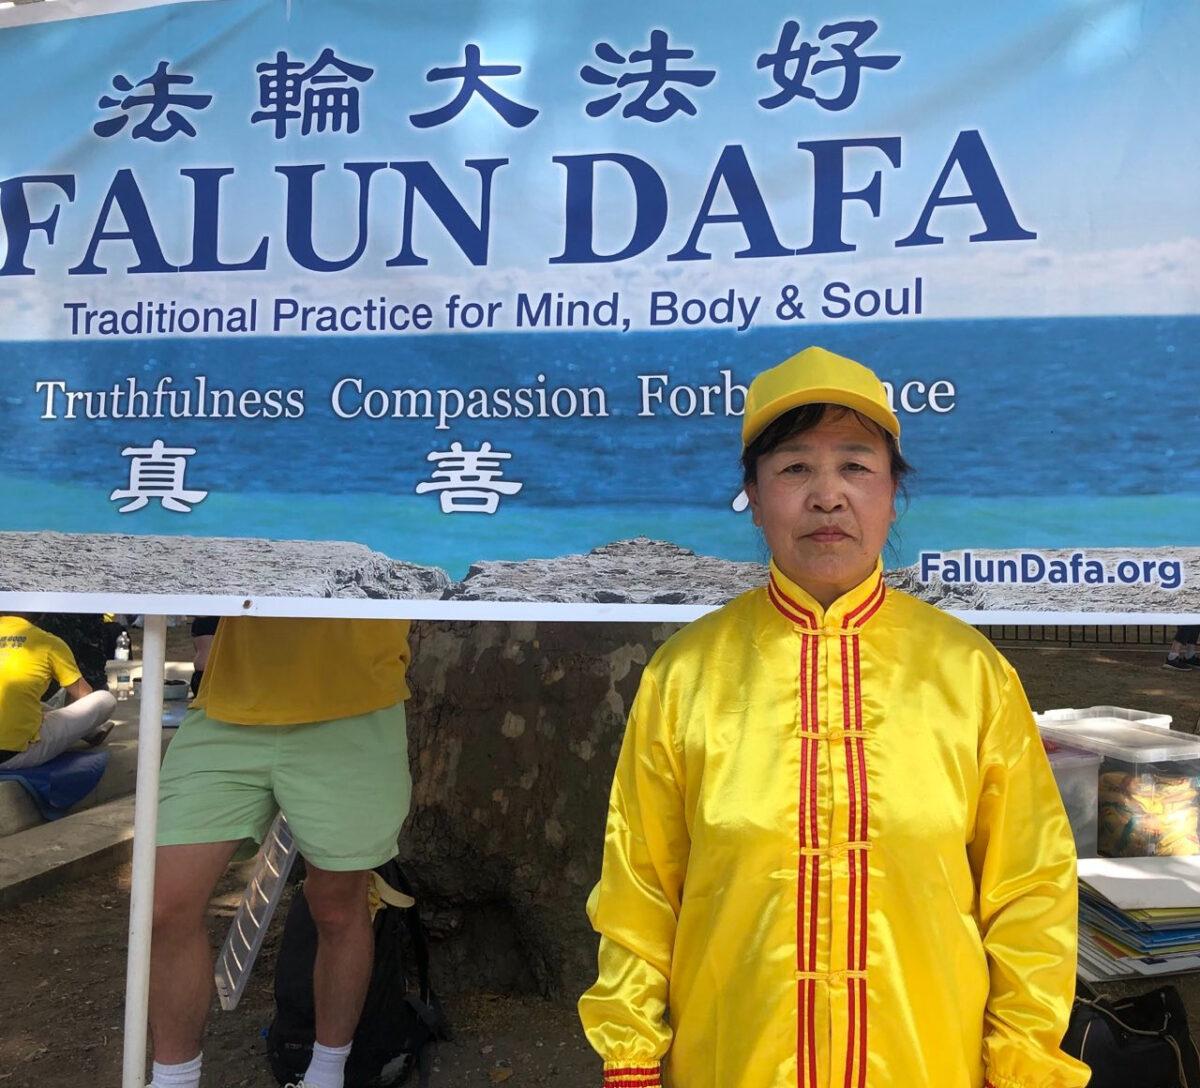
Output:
(603, 1063), (662, 1087)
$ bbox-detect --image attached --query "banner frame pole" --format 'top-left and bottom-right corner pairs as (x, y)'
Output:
(121, 613), (167, 1088)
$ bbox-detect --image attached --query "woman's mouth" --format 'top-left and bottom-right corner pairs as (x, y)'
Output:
(807, 527), (851, 543)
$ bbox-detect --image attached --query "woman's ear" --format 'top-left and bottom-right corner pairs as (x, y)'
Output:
(746, 481), (762, 528)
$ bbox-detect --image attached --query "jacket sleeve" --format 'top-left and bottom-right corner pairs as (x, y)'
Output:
(969, 665), (1091, 1088)
(578, 669), (689, 1088)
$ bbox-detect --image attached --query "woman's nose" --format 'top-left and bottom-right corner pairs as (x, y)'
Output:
(806, 473), (847, 512)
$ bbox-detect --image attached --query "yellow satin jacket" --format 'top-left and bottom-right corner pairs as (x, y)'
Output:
(579, 561), (1090, 1088)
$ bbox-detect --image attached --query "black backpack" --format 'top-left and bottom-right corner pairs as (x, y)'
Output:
(1063, 978), (1200, 1088)
(266, 860), (451, 1088)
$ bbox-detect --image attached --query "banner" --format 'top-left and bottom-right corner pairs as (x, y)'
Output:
(1, 0), (1197, 621)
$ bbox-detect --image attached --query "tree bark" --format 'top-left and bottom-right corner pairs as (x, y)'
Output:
(401, 619), (679, 1003)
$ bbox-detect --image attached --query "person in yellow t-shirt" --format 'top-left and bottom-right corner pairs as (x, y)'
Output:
(148, 617), (413, 1088)
(0, 613), (117, 770)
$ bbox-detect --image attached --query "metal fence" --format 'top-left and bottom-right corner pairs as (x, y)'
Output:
(981, 625), (1173, 648)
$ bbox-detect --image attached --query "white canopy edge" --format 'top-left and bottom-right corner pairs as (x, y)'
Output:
(0, 589), (1194, 626)
(0, 0), (221, 29)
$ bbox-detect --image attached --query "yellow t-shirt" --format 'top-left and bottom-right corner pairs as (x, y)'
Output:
(193, 617), (412, 725)
(0, 616), (83, 751)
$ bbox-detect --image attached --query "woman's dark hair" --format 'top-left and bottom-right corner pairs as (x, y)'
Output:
(741, 403), (911, 486)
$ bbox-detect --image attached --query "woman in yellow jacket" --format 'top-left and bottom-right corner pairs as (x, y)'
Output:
(578, 347), (1090, 1088)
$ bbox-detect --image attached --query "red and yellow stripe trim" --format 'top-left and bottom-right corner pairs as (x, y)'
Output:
(602, 1064), (661, 1087)
(768, 569), (886, 633)
(797, 631), (819, 1086)
(769, 572), (819, 629)
(842, 574), (886, 631)
(787, 572), (879, 1085)
(841, 631), (870, 1088)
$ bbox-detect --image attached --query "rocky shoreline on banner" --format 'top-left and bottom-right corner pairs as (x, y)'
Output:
(0, 533), (1195, 612)
(0, 531), (449, 601)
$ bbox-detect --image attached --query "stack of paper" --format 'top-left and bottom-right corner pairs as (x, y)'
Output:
(1076, 856), (1200, 980)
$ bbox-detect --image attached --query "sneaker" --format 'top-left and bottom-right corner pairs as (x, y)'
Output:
(1165, 657), (1193, 671)
(82, 720), (117, 746)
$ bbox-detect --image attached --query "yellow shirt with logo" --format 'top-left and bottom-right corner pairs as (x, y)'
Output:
(193, 617), (411, 725)
(579, 561), (1088, 1088)
(0, 616), (83, 751)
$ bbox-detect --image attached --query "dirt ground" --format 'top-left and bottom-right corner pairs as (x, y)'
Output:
(0, 860), (598, 1088)
(1, 637), (1198, 1087)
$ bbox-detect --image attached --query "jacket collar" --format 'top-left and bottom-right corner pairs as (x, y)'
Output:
(767, 558), (887, 633)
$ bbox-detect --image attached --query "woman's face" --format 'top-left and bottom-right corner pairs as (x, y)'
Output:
(746, 410), (897, 608)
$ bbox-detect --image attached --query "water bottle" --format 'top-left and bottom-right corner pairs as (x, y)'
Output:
(113, 631), (133, 698)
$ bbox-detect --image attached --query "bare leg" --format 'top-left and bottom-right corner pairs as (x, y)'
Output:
(303, 865), (374, 1046)
(149, 841), (241, 1064)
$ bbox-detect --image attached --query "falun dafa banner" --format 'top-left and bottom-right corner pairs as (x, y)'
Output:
(0, 0), (1196, 621)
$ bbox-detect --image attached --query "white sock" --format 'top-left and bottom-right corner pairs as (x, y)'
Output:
(303, 1040), (353, 1088)
(150, 1053), (202, 1088)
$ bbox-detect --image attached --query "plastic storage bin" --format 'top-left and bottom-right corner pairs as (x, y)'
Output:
(1036, 705), (1172, 731)
(1042, 739), (1101, 858)
(1038, 717), (1200, 857)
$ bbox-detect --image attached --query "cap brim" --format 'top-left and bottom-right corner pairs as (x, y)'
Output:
(742, 388), (901, 447)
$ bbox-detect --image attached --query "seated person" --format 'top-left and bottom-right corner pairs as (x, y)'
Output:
(1165, 625), (1199, 671)
(0, 612), (118, 770)
(101, 612), (129, 661)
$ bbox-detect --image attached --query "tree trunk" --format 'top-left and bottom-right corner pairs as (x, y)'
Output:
(401, 619), (679, 1003)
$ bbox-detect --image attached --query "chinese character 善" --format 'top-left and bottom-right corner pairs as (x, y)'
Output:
(415, 441), (523, 514)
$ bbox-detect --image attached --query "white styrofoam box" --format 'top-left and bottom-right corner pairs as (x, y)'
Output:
(1037, 705), (1173, 732)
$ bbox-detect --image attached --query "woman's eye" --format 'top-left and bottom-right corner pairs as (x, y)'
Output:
(845, 462), (870, 473)
(781, 462), (808, 474)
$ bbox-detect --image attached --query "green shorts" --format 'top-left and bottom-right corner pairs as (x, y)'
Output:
(157, 702), (411, 871)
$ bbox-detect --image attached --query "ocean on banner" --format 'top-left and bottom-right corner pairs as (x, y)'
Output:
(0, 476), (1197, 582)
(0, 315), (1196, 577)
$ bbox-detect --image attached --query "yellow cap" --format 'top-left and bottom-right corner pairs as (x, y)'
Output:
(741, 346), (899, 448)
